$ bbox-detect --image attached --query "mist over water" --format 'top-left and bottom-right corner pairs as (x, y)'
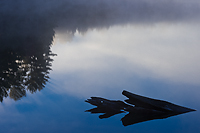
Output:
(1, 0), (200, 34)
(1, 0), (199, 111)
(0, 0), (200, 132)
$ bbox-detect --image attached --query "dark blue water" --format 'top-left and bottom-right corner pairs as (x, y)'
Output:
(0, 0), (200, 132)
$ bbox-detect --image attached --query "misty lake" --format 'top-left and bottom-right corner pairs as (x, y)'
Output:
(0, 0), (200, 132)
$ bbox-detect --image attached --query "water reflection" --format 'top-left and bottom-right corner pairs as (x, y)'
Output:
(85, 90), (195, 126)
(1, 0), (199, 102)
(0, 1), (200, 132)
(0, 14), (56, 102)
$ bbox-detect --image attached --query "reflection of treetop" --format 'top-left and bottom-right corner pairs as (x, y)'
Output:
(0, 13), (56, 102)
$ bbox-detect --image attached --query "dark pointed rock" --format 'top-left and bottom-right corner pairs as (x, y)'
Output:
(122, 90), (196, 114)
(85, 90), (196, 126)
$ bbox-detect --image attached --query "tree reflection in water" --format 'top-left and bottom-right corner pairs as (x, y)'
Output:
(1, 0), (200, 103)
(85, 90), (196, 126)
(0, 14), (56, 102)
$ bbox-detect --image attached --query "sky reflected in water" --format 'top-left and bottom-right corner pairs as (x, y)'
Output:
(52, 23), (200, 98)
(1, 0), (200, 132)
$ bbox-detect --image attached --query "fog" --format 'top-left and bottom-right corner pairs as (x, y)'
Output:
(2, 0), (200, 98)
(1, 0), (200, 35)
(0, 1), (200, 132)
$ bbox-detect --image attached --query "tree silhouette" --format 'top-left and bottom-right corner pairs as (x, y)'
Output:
(0, 11), (56, 102)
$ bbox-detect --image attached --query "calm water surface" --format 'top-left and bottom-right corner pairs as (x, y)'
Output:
(0, 0), (200, 132)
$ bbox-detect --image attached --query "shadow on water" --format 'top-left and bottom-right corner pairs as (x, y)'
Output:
(0, 11), (56, 102)
(85, 90), (196, 126)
